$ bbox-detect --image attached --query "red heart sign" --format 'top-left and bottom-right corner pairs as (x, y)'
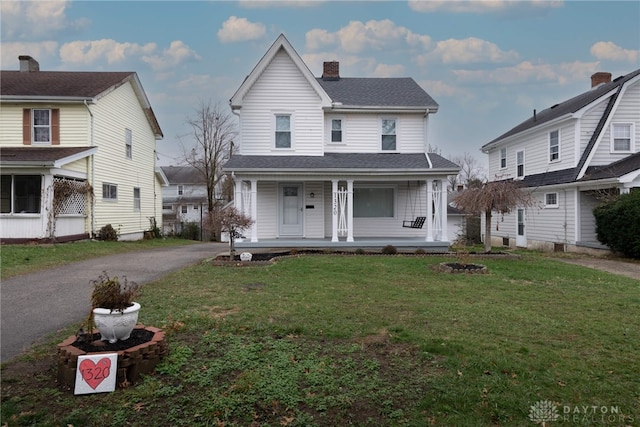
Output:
(79, 357), (112, 390)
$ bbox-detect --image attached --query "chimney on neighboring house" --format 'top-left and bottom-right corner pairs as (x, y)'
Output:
(322, 61), (340, 81)
(19, 55), (39, 72)
(591, 72), (611, 88)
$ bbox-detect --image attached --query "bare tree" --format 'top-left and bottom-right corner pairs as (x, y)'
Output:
(205, 207), (253, 257)
(448, 152), (486, 191)
(452, 179), (537, 252)
(180, 100), (236, 214)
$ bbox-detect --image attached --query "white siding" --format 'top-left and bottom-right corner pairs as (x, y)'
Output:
(91, 81), (160, 238)
(256, 182), (278, 239)
(239, 49), (324, 156)
(578, 100), (608, 153)
(304, 182), (324, 238)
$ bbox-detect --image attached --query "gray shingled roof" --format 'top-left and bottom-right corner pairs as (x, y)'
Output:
(224, 152), (458, 172)
(0, 147), (95, 165)
(161, 166), (205, 184)
(483, 68), (640, 148)
(0, 71), (135, 98)
(581, 152), (640, 181)
(317, 78), (439, 109)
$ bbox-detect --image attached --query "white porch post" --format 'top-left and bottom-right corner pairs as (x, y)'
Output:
(234, 179), (242, 210)
(347, 179), (354, 242)
(426, 179), (433, 242)
(440, 179), (448, 241)
(250, 179), (258, 242)
(331, 180), (339, 242)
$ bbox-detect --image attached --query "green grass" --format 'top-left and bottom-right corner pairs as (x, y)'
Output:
(0, 238), (196, 278)
(2, 253), (639, 426)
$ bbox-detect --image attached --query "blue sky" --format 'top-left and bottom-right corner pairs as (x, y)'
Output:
(2, 1), (639, 168)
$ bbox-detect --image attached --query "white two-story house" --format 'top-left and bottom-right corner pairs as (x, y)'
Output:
(223, 34), (459, 250)
(481, 69), (640, 253)
(160, 166), (208, 236)
(0, 56), (167, 242)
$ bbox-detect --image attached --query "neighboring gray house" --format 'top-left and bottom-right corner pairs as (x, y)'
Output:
(160, 166), (207, 236)
(223, 34), (459, 250)
(481, 69), (640, 253)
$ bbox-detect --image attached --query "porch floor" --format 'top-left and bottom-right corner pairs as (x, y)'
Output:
(234, 237), (450, 252)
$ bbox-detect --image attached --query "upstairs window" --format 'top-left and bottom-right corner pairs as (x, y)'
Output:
(381, 119), (396, 151)
(500, 148), (507, 169)
(331, 119), (342, 143)
(125, 129), (132, 159)
(23, 108), (59, 145)
(33, 109), (51, 144)
(275, 115), (291, 148)
(102, 183), (118, 201)
(1, 175), (42, 214)
(178, 185), (184, 196)
(611, 123), (633, 152)
(549, 130), (560, 162)
(516, 150), (525, 178)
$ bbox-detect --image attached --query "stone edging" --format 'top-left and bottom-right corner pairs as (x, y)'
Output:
(57, 324), (168, 391)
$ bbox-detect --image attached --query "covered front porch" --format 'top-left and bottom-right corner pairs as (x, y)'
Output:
(234, 236), (450, 252)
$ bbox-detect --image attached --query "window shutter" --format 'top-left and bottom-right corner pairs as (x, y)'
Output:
(22, 109), (31, 145)
(51, 109), (60, 145)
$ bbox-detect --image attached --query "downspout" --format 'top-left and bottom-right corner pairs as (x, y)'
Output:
(83, 100), (95, 238)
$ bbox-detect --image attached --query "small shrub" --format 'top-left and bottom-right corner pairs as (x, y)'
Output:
(414, 248), (426, 255)
(355, 248), (365, 255)
(382, 245), (397, 255)
(180, 222), (200, 241)
(90, 271), (140, 311)
(594, 190), (640, 258)
(97, 224), (118, 241)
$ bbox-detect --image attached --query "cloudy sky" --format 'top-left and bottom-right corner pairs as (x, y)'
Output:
(2, 1), (639, 167)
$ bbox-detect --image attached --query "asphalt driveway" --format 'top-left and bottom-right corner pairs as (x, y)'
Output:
(1, 242), (227, 363)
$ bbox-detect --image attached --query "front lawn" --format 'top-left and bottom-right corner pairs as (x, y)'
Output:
(1, 253), (638, 426)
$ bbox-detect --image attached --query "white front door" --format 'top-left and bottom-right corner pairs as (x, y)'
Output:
(279, 183), (303, 236)
(516, 208), (526, 247)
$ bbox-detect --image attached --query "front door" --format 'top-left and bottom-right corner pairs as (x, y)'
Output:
(516, 208), (526, 247)
(279, 183), (303, 236)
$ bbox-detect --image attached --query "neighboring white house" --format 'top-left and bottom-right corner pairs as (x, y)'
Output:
(481, 69), (640, 253)
(223, 34), (459, 251)
(0, 56), (167, 242)
(161, 166), (208, 236)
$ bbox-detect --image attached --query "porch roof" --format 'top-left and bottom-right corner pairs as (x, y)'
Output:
(224, 152), (459, 175)
(0, 146), (97, 168)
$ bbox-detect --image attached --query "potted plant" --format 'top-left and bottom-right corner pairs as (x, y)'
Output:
(88, 271), (141, 343)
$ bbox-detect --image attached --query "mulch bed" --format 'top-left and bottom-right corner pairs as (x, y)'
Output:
(73, 329), (154, 352)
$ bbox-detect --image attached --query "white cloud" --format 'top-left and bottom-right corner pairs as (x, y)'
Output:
(452, 60), (599, 85)
(142, 40), (201, 71)
(1, 0), (89, 40)
(306, 20), (431, 54)
(590, 41), (639, 63)
(1, 41), (58, 69)
(419, 79), (465, 98)
(408, 0), (563, 14)
(424, 37), (519, 64)
(372, 63), (405, 78)
(217, 16), (266, 43)
(59, 39), (157, 65)
(302, 52), (376, 77)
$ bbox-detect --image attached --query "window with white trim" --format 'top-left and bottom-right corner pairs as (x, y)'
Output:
(133, 187), (140, 211)
(181, 205), (188, 214)
(500, 148), (507, 169)
(178, 185), (184, 196)
(275, 114), (291, 148)
(354, 186), (395, 218)
(381, 119), (397, 151)
(544, 192), (558, 208)
(331, 118), (343, 143)
(549, 130), (560, 162)
(516, 150), (525, 178)
(611, 123), (633, 152)
(102, 183), (118, 201)
(1, 175), (42, 214)
(33, 109), (51, 144)
(125, 128), (132, 159)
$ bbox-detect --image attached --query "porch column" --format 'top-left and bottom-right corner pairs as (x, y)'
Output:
(234, 179), (243, 210)
(331, 180), (339, 242)
(426, 179), (433, 242)
(250, 179), (258, 242)
(440, 179), (448, 241)
(347, 179), (354, 242)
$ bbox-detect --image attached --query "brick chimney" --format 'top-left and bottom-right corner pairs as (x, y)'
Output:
(322, 61), (339, 81)
(19, 55), (39, 72)
(591, 72), (611, 88)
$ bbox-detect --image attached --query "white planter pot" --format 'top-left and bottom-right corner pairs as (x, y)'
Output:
(92, 302), (141, 343)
